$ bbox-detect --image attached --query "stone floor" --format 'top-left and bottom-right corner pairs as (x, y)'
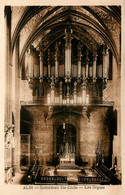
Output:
(56, 167), (98, 183)
(9, 165), (99, 184)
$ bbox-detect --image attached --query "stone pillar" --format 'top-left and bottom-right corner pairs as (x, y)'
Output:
(85, 50), (89, 79)
(12, 35), (21, 171)
(93, 53), (97, 82)
(5, 7), (12, 123)
(65, 26), (72, 78)
(40, 51), (44, 79)
(73, 81), (77, 104)
(48, 49), (51, 78)
(77, 42), (82, 78)
(55, 42), (59, 78)
(103, 45), (109, 79)
(59, 81), (63, 104)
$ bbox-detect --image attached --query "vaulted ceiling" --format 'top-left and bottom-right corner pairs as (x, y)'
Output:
(8, 6), (121, 65)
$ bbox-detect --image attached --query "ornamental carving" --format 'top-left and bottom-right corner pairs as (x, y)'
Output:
(20, 8), (48, 35)
(11, 6), (26, 15)
(86, 29), (104, 45)
(4, 123), (15, 149)
(75, 6), (100, 24)
(91, 6), (120, 39)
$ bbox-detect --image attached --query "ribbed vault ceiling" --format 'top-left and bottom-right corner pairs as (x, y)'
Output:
(10, 6), (121, 65)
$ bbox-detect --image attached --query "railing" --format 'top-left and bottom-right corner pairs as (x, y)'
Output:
(78, 176), (104, 184)
(35, 176), (67, 184)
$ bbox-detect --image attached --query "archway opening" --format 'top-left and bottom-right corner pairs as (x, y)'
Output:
(56, 123), (76, 164)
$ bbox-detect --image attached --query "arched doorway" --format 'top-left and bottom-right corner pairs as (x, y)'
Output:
(56, 123), (76, 164)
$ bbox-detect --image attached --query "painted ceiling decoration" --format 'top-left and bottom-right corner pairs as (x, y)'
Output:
(10, 6), (121, 66)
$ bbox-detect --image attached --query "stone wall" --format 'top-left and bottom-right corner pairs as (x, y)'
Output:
(80, 107), (113, 167)
(21, 105), (53, 165)
(21, 105), (113, 167)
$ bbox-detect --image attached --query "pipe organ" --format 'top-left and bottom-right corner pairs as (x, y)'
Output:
(26, 28), (111, 105)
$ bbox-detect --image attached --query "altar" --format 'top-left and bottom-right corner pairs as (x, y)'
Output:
(60, 156), (75, 164)
(59, 142), (75, 165)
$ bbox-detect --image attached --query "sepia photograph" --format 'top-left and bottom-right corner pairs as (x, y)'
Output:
(3, 2), (123, 191)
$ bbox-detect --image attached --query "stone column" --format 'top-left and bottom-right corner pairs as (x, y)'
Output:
(59, 81), (63, 104)
(77, 42), (82, 78)
(48, 49), (51, 78)
(40, 51), (44, 79)
(55, 42), (59, 78)
(5, 7), (12, 122)
(65, 27), (72, 78)
(12, 35), (21, 172)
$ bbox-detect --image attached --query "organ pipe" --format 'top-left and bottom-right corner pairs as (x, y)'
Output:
(103, 45), (109, 79)
(65, 27), (72, 78)
(77, 42), (82, 78)
(55, 42), (59, 78)
(28, 46), (34, 78)
(40, 51), (44, 78)
(48, 49), (51, 78)
(85, 50), (89, 78)
(93, 54), (97, 80)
